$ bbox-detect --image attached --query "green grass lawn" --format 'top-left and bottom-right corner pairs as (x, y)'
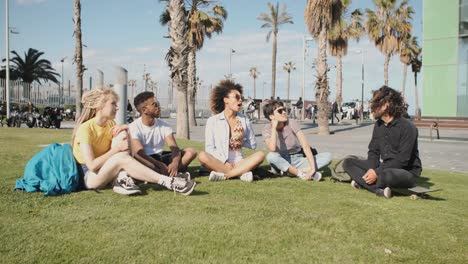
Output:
(1, 128), (467, 263)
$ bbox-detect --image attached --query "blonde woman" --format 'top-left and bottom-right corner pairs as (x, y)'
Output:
(71, 88), (196, 195)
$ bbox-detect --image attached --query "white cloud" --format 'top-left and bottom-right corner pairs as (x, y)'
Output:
(16, 0), (46, 5)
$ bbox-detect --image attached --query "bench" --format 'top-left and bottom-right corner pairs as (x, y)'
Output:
(412, 116), (468, 141)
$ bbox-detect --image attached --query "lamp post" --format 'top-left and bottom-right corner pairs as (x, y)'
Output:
(229, 48), (235, 76)
(60, 57), (67, 105)
(5, 0), (10, 118)
(355, 49), (365, 122)
(302, 35), (314, 120)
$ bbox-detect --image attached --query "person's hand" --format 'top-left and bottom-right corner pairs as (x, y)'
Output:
(167, 161), (178, 177)
(271, 117), (279, 129)
(362, 169), (378, 184)
(111, 125), (128, 137)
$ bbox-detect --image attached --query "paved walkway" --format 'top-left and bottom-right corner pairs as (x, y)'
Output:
(63, 117), (468, 173)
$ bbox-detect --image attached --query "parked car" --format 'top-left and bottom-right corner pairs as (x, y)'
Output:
(341, 101), (356, 119)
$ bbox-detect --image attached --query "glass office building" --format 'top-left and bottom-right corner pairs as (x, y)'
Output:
(423, 0), (468, 117)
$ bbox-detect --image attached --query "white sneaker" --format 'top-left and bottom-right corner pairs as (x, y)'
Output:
(209, 171), (225, 181)
(176, 172), (191, 181)
(240, 171), (254, 182)
(351, 180), (361, 189)
(113, 171), (141, 195)
(383, 187), (392, 198)
(312, 171), (322, 182)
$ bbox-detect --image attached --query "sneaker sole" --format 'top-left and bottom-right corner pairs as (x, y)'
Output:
(180, 181), (196, 196)
(113, 186), (142, 196)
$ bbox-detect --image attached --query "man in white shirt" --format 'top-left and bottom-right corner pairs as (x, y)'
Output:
(129, 92), (197, 178)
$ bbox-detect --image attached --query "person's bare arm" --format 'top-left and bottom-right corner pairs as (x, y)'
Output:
(131, 138), (168, 174)
(165, 134), (181, 177)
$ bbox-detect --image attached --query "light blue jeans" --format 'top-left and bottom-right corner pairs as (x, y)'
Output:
(266, 151), (332, 173)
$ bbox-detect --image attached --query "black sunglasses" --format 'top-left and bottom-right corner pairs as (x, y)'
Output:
(227, 94), (243, 101)
(150, 101), (160, 108)
(275, 108), (286, 114)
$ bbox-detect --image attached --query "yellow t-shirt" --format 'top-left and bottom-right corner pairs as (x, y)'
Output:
(73, 118), (116, 164)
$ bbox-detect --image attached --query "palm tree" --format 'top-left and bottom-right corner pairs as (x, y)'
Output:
(365, 0), (414, 85)
(8, 48), (59, 99)
(165, 0), (190, 138)
(161, 0), (227, 127)
(328, 0), (364, 107)
(257, 2), (293, 98)
(304, 0), (343, 135)
(410, 42), (422, 119)
(399, 35), (418, 98)
(282, 61), (296, 100)
(74, 0), (84, 118)
(249, 67), (259, 99)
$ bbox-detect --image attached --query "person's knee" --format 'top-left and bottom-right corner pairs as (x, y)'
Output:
(183, 147), (198, 159)
(266, 152), (281, 163)
(342, 158), (353, 171)
(254, 151), (266, 163)
(198, 151), (209, 165)
(320, 152), (333, 164)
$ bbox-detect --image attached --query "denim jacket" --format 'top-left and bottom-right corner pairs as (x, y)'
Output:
(205, 111), (257, 163)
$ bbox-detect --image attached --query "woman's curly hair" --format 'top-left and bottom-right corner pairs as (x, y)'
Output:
(210, 79), (243, 114)
(370, 85), (407, 118)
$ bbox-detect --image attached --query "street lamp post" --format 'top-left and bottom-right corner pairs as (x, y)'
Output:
(229, 48), (235, 76)
(355, 49), (365, 121)
(60, 57), (67, 105)
(5, 0), (10, 118)
(302, 35), (314, 120)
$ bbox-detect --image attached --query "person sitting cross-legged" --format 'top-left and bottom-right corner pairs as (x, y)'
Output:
(129, 91), (197, 180)
(262, 100), (332, 181)
(342, 86), (422, 198)
(198, 80), (265, 182)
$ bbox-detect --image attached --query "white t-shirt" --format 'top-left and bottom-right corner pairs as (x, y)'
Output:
(129, 117), (173, 155)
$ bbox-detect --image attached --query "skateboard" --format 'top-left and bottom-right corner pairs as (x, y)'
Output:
(394, 186), (442, 200)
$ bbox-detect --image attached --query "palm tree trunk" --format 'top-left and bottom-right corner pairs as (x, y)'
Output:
(271, 32), (277, 98)
(74, 0), (83, 118)
(401, 63), (407, 98)
(384, 53), (390, 86)
(168, 0), (189, 139)
(287, 72), (290, 100)
(414, 72), (420, 119)
(316, 28), (330, 135)
(188, 48), (197, 127)
(336, 53), (343, 106)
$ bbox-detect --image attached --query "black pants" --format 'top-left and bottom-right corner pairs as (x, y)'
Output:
(342, 157), (416, 194)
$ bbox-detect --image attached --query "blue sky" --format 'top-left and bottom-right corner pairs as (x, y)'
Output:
(1, 0), (423, 113)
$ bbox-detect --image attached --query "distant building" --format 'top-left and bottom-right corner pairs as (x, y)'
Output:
(423, 0), (468, 117)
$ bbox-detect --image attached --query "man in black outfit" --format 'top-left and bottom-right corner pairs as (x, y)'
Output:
(342, 86), (422, 198)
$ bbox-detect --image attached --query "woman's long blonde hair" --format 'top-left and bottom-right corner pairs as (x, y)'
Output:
(71, 88), (119, 146)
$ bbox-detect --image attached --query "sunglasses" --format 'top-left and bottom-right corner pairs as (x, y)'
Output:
(150, 101), (160, 108)
(275, 108), (286, 114)
(227, 94), (243, 101)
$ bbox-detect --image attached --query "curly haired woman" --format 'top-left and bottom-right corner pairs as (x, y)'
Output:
(198, 80), (265, 182)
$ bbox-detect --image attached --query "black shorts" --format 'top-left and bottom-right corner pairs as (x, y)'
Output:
(150, 151), (173, 165)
